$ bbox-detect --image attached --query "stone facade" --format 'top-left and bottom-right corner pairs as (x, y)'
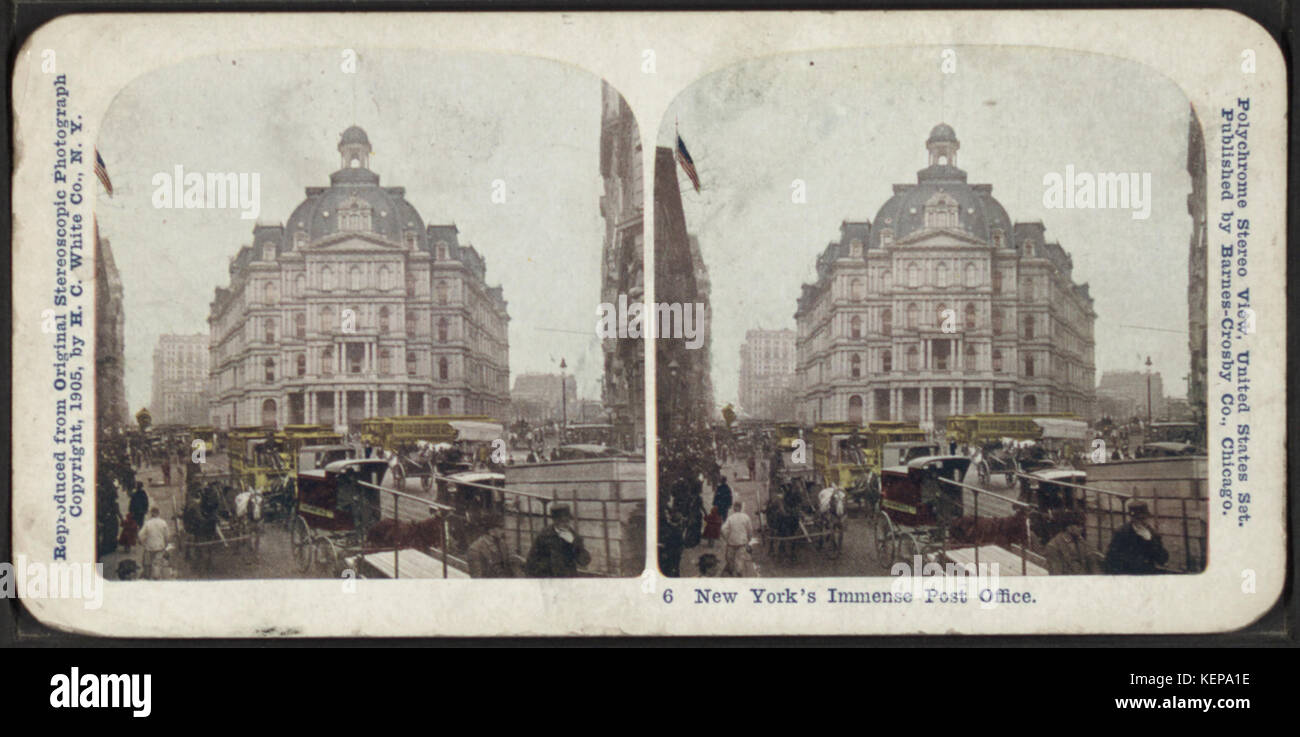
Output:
(739, 328), (796, 420)
(208, 127), (509, 431)
(151, 333), (210, 425)
(795, 124), (1096, 428)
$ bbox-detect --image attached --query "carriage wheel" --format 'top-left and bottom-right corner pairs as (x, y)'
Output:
(290, 515), (314, 573)
(873, 513), (897, 564)
(313, 537), (340, 577)
(896, 532), (922, 567)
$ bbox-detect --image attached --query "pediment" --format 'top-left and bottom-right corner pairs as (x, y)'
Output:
(308, 231), (403, 252)
(893, 226), (988, 248)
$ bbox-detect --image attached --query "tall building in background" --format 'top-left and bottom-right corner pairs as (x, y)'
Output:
(739, 328), (797, 420)
(511, 372), (579, 425)
(1096, 370), (1166, 421)
(95, 234), (129, 427)
(598, 82), (645, 450)
(208, 127), (509, 431)
(1186, 105), (1208, 426)
(151, 333), (210, 425)
(794, 125), (1097, 427)
(654, 146), (714, 434)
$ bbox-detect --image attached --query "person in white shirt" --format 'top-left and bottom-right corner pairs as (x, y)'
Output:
(138, 508), (170, 580)
(718, 501), (757, 577)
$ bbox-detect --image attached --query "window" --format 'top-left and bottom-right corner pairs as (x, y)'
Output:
(296, 354), (306, 376)
(321, 347), (334, 376)
(1024, 315), (1036, 339)
(964, 345), (976, 371)
(924, 192), (960, 229)
(880, 229), (893, 247)
(320, 306), (334, 333)
(881, 308), (892, 336)
(294, 313), (306, 339)
(435, 280), (449, 305)
(263, 281), (277, 304)
(850, 315), (862, 339)
(406, 274), (416, 297)
(379, 267), (393, 291)
(992, 229), (1005, 249)
(936, 262), (948, 288)
(1022, 239), (1034, 258)
(437, 317), (449, 343)
(851, 278), (864, 301)
(1023, 395), (1038, 412)
(349, 267), (363, 291)
(261, 399), (277, 428)
(404, 232), (418, 250)
(992, 269), (1003, 294)
(936, 303), (948, 329)
(294, 274), (306, 298)
(437, 397), (452, 414)
(906, 346), (919, 371)
(964, 303), (977, 330)
(965, 263), (977, 288)
(322, 267), (335, 291)
(438, 357), (449, 381)
(264, 319), (275, 343)
(405, 312), (417, 337)
(848, 395), (864, 424)
(907, 263), (920, 288)
(992, 308), (1004, 335)
(264, 358), (275, 383)
(906, 303), (919, 329)
(294, 231), (307, 250)
(882, 350), (892, 373)
(406, 351), (417, 376)
(378, 349), (391, 376)
(882, 270), (892, 290)
(436, 242), (450, 261)
(850, 354), (862, 378)
(379, 306), (390, 333)
(339, 198), (372, 232)
(993, 349), (1003, 373)
(1024, 355), (1035, 377)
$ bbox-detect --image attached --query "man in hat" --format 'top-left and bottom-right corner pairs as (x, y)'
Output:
(1044, 511), (1096, 575)
(525, 503), (591, 577)
(466, 510), (522, 578)
(1104, 502), (1169, 574)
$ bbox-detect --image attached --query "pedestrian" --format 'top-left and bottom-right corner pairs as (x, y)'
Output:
(161, 456), (171, 486)
(524, 504), (591, 577)
(713, 475), (733, 521)
(117, 513), (139, 552)
(467, 512), (522, 578)
(719, 501), (757, 577)
(1104, 502), (1169, 574)
(1044, 512), (1095, 575)
(139, 508), (169, 579)
(702, 506), (723, 548)
(128, 483), (150, 531)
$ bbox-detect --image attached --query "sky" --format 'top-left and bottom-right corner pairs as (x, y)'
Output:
(97, 50), (609, 412)
(658, 46), (1197, 409)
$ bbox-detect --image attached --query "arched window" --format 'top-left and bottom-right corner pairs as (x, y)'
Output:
(321, 346), (334, 376)
(261, 399), (277, 428)
(294, 312), (306, 339)
(906, 345), (919, 371)
(378, 349), (391, 375)
(296, 354), (307, 376)
(264, 358), (275, 383)
(992, 308), (1004, 335)
(992, 349), (1003, 373)
(349, 267), (363, 291)
(848, 395), (864, 425)
(965, 263), (977, 288)
(851, 278), (864, 301)
(406, 351), (417, 376)
(1024, 355), (1035, 377)
(322, 266), (335, 291)
(936, 303), (948, 328)
(437, 397), (452, 415)
(850, 354), (862, 378)
(406, 274), (416, 297)
(438, 357), (449, 381)
(405, 311), (416, 337)
(294, 274), (306, 298)
(378, 306), (390, 333)
(964, 344), (976, 371)
(379, 266), (392, 291)
(881, 349), (892, 373)
(264, 318), (275, 343)
(882, 270), (892, 291)
(991, 269), (1003, 294)
(924, 192), (960, 228)
(264, 281), (277, 304)
(319, 306), (334, 333)
(907, 263), (920, 288)
(1023, 315), (1036, 339)
(936, 262), (948, 288)
(435, 280), (449, 305)
(906, 303), (919, 329)
(850, 315), (862, 339)
(881, 307), (893, 336)
(964, 303), (977, 330)
(437, 317), (449, 343)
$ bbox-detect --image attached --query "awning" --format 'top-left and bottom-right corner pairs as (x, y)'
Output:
(1032, 418), (1090, 440)
(448, 420), (504, 442)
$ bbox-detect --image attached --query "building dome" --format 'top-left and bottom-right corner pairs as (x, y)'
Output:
(927, 123), (958, 145)
(340, 125), (371, 146)
(868, 124), (1011, 248)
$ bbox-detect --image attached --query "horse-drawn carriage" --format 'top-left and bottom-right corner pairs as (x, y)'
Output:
(289, 458), (395, 574)
(173, 474), (262, 567)
(873, 456), (971, 564)
(760, 473), (846, 563)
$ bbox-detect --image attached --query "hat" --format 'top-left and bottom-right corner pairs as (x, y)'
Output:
(1128, 502), (1152, 519)
(550, 503), (573, 520)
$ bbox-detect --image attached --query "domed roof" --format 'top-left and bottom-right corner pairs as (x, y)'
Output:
(927, 123), (957, 144)
(868, 125), (1011, 248)
(340, 125), (371, 146)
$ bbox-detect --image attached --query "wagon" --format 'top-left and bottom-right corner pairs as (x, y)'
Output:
(173, 482), (262, 566)
(873, 456), (970, 565)
(289, 458), (393, 574)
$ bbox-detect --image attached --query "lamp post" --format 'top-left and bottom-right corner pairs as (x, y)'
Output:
(1144, 355), (1153, 425)
(560, 357), (568, 429)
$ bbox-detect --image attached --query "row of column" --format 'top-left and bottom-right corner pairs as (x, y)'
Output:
(877, 384), (1004, 424)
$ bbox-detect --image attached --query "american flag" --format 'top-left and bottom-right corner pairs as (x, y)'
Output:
(94, 149), (113, 195)
(675, 134), (700, 193)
